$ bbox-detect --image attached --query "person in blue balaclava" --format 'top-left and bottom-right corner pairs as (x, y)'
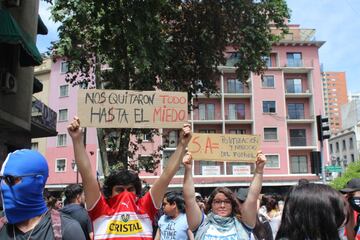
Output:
(0, 149), (86, 240)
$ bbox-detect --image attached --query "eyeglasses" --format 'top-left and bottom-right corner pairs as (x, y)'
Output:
(212, 199), (232, 206)
(0, 173), (40, 186)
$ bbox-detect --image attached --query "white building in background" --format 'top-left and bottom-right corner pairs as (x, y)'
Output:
(329, 100), (360, 172)
(348, 92), (360, 102)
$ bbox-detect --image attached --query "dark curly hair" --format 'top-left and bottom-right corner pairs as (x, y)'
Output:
(103, 169), (142, 198)
(206, 187), (240, 216)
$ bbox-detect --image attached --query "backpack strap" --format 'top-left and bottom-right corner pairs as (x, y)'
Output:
(50, 209), (62, 240)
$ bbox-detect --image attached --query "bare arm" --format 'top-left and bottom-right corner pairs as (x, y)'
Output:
(150, 124), (192, 208)
(241, 151), (266, 228)
(68, 117), (101, 209)
(187, 229), (195, 240)
(183, 152), (203, 231)
(154, 228), (161, 240)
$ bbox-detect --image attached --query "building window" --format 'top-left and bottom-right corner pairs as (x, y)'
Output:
(57, 134), (67, 147)
(265, 155), (279, 168)
(229, 129), (246, 134)
(286, 79), (302, 93)
(262, 56), (272, 67)
(227, 79), (244, 93)
(330, 144), (333, 154)
(287, 103), (304, 119)
(350, 138), (354, 149)
(289, 129), (306, 146)
(228, 104), (245, 120)
(56, 159), (66, 172)
(336, 142), (339, 152)
(60, 61), (69, 74)
(286, 52), (302, 67)
(263, 101), (276, 113)
(351, 154), (355, 162)
(168, 130), (178, 148)
(342, 140), (346, 150)
(138, 155), (154, 171)
(58, 109), (68, 122)
(31, 142), (38, 151)
(261, 75), (275, 88)
(291, 156), (307, 173)
(199, 129), (216, 134)
(264, 128), (277, 140)
(59, 85), (69, 97)
(199, 104), (215, 120)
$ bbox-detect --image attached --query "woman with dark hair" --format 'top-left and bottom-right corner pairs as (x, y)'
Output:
(183, 151), (266, 240)
(155, 191), (194, 240)
(276, 183), (347, 240)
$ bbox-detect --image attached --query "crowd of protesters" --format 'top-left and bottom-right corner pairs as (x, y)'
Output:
(0, 116), (360, 239)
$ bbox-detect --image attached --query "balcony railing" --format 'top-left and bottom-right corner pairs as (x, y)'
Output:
(290, 137), (307, 146)
(286, 59), (303, 67)
(31, 96), (57, 137)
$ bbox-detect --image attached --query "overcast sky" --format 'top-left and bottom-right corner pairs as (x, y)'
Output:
(37, 0), (360, 94)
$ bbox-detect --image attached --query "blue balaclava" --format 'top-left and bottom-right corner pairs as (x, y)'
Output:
(0, 149), (49, 224)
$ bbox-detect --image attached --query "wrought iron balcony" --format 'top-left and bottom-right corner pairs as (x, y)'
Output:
(31, 96), (57, 138)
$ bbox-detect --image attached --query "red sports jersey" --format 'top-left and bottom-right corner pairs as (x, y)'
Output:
(88, 191), (158, 240)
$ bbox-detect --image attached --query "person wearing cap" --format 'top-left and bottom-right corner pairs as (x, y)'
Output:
(236, 188), (273, 240)
(195, 192), (205, 212)
(0, 149), (86, 240)
(340, 178), (360, 240)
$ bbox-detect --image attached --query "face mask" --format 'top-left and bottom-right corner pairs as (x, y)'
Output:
(0, 150), (48, 224)
(349, 197), (360, 212)
(108, 191), (138, 210)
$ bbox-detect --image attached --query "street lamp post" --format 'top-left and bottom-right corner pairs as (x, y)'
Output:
(71, 159), (79, 184)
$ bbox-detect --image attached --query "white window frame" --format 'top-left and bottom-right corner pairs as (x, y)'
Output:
(265, 154), (280, 168)
(58, 109), (68, 122)
(59, 85), (69, 97)
(263, 101), (276, 113)
(60, 61), (69, 74)
(55, 158), (67, 172)
(264, 127), (278, 141)
(57, 134), (67, 147)
(261, 75), (275, 88)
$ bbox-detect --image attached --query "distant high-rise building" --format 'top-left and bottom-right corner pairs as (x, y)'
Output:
(321, 72), (348, 133)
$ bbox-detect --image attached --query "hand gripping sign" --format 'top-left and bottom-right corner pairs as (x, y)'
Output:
(78, 89), (188, 129)
(188, 133), (261, 162)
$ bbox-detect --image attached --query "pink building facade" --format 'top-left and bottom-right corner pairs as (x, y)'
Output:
(42, 24), (328, 192)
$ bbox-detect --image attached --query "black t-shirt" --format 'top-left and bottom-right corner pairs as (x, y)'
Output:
(61, 203), (92, 240)
(0, 211), (86, 240)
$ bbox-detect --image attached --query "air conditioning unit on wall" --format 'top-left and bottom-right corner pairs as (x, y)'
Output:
(0, 71), (17, 94)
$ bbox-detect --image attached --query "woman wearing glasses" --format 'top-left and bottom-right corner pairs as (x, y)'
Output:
(182, 151), (266, 240)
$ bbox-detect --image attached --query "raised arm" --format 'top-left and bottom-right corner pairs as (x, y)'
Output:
(67, 117), (101, 209)
(183, 152), (203, 231)
(241, 151), (266, 228)
(150, 124), (192, 208)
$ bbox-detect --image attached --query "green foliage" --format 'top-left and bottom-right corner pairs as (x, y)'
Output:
(50, 0), (290, 171)
(330, 160), (360, 190)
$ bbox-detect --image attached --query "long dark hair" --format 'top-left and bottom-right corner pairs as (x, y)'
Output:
(206, 187), (240, 216)
(276, 183), (346, 240)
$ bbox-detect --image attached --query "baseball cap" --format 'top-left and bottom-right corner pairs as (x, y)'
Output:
(195, 192), (202, 199)
(236, 188), (249, 202)
(340, 178), (360, 193)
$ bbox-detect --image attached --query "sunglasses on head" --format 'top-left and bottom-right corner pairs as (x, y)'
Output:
(0, 173), (40, 186)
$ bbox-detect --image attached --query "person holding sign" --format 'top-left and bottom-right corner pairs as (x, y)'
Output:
(67, 117), (192, 240)
(182, 151), (266, 240)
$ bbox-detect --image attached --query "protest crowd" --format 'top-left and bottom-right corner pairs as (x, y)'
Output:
(0, 116), (359, 240)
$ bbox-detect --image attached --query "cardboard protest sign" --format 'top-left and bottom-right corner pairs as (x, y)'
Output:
(78, 89), (188, 128)
(188, 133), (260, 162)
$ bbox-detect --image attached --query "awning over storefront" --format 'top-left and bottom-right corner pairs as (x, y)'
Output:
(0, 9), (42, 66)
(37, 15), (48, 35)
